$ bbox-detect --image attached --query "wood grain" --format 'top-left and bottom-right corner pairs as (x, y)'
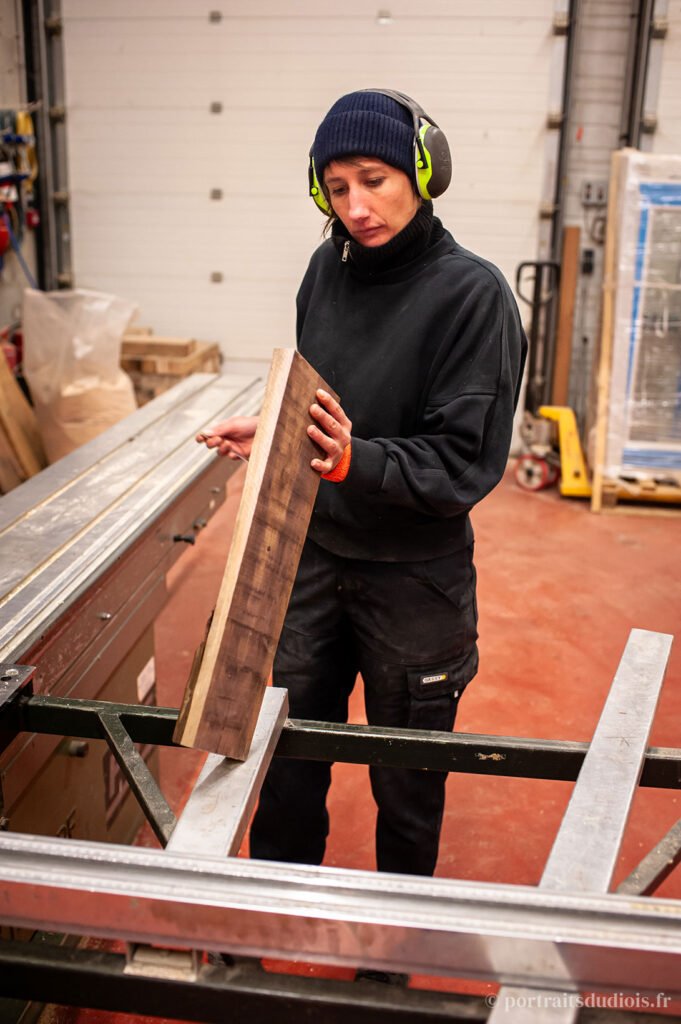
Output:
(0, 424), (24, 493)
(173, 348), (336, 759)
(551, 225), (580, 406)
(121, 335), (197, 359)
(591, 150), (625, 513)
(122, 341), (219, 375)
(0, 353), (47, 481)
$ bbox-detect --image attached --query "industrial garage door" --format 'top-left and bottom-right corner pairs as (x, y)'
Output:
(62, 0), (556, 363)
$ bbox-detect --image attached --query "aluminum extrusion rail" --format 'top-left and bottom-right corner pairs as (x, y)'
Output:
(0, 831), (681, 993)
(0, 372), (264, 664)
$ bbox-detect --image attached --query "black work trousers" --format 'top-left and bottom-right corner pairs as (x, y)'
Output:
(249, 537), (478, 876)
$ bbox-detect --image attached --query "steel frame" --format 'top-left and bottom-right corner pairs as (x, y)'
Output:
(0, 629), (680, 1023)
(6, 692), (681, 788)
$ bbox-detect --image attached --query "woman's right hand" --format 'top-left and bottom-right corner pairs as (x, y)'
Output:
(196, 415), (259, 460)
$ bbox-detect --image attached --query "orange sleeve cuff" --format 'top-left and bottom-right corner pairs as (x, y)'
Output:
(322, 442), (352, 483)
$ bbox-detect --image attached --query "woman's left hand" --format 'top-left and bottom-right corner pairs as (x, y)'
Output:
(308, 389), (352, 474)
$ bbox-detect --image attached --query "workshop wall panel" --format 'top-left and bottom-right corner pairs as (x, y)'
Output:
(651, 0), (681, 154)
(560, 0), (634, 428)
(562, 0), (681, 427)
(62, 1), (555, 362)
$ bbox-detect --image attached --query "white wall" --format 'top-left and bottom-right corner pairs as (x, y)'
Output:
(651, 0), (681, 154)
(62, 1), (555, 363)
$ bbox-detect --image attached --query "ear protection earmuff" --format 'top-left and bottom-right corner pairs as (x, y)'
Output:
(308, 153), (331, 215)
(308, 88), (452, 214)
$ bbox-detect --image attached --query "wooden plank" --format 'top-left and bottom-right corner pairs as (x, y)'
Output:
(121, 335), (197, 359)
(591, 150), (626, 514)
(0, 352), (47, 479)
(124, 325), (154, 337)
(174, 348), (335, 760)
(551, 225), (580, 406)
(127, 356), (223, 406)
(0, 424), (25, 494)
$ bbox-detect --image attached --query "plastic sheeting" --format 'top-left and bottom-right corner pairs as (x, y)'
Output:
(604, 149), (681, 479)
(23, 288), (137, 462)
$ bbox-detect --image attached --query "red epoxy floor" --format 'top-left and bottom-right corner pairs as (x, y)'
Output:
(43, 466), (681, 1021)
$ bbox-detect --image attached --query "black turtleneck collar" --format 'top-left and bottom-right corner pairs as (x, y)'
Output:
(331, 201), (445, 279)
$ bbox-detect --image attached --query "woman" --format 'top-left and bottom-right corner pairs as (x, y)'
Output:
(199, 89), (527, 877)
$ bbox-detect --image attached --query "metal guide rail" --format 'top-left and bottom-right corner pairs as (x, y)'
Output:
(0, 629), (680, 1023)
(0, 371), (264, 665)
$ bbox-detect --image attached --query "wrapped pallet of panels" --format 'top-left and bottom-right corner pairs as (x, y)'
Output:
(591, 149), (681, 511)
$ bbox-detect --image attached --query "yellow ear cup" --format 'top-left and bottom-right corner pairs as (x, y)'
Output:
(415, 121), (452, 200)
(415, 122), (434, 200)
(308, 155), (332, 215)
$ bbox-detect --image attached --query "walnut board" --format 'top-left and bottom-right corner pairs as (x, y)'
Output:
(173, 348), (336, 759)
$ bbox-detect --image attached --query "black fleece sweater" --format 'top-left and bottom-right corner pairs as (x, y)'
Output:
(296, 203), (527, 561)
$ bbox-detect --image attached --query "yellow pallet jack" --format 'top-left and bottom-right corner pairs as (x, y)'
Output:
(515, 406), (591, 496)
(515, 406), (681, 505)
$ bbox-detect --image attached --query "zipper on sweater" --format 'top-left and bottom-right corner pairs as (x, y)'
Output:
(341, 241), (350, 263)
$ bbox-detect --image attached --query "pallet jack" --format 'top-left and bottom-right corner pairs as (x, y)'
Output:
(515, 405), (591, 497)
(516, 404), (681, 505)
(514, 259), (592, 497)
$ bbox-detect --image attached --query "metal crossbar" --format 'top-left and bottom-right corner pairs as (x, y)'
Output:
(489, 628), (673, 1022)
(8, 696), (681, 785)
(99, 712), (176, 847)
(1, 831), (681, 990)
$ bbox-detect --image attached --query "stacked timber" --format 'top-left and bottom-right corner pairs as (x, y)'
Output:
(0, 352), (47, 494)
(121, 327), (222, 405)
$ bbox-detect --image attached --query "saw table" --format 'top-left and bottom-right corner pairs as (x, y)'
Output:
(0, 371), (262, 841)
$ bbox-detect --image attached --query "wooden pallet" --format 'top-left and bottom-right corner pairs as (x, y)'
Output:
(121, 335), (198, 361)
(123, 341), (222, 405)
(599, 475), (681, 516)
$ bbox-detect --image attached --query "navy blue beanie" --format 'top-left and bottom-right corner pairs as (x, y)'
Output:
(312, 91), (415, 187)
